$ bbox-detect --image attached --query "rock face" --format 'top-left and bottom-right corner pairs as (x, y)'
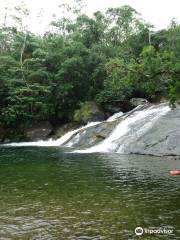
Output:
(127, 105), (180, 156)
(63, 103), (180, 156)
(25, 121), (53, 141)
(64, 121), (118, 148)
(3, 102), (180, 157)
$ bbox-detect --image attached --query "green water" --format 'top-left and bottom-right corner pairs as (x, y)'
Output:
(0, 147), (180, 240)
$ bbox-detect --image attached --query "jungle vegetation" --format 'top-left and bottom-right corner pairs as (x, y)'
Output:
(0, 1), (180, 126)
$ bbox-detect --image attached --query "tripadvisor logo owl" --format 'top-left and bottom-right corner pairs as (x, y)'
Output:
(135, 226), (144, 236)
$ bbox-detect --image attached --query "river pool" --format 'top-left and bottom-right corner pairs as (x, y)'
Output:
(0, 147), (180, 239)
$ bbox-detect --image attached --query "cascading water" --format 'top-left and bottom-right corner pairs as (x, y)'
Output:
(75, 104), (171, 153)
(106, 112), (124, 122)
(3, 104), (171, 153)
(4, 122), (101, 147)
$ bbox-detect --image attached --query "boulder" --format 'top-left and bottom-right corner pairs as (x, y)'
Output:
(25, 121), (53, 141)
(130, 98), (149, 107)
(64, 121), (117, 148)
(74, 101), (106, 124)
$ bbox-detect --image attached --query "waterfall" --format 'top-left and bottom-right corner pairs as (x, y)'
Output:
(4, 104), (171, 153)
(4, 122), (101, 147)
(75, 104), (170, 153)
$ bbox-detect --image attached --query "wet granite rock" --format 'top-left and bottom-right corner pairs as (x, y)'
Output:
(122, 105), (180, 156)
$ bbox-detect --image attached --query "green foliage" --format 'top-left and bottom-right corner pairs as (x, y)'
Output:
(74, 102), (93, 123)
(0, 3), (180, 127)
(169, 81), (180, 105)
(97, 45), (179, 103)
(96, 58), (132, 103)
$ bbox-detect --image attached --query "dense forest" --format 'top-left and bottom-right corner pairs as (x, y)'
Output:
(0, 1), (180, 129)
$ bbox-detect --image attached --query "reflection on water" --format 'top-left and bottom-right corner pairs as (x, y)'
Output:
(0, 147), (180, 239)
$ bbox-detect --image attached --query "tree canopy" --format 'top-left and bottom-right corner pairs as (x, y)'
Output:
(0, 2), (180, 126)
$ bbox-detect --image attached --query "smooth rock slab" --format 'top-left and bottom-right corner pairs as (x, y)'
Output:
(126, 106), (180, 156)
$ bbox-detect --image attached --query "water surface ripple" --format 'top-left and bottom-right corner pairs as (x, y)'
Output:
(0, 147), (180, 239)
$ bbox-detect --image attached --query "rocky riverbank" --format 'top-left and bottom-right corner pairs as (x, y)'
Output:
(0, 99), (138, 143)
(1, 99), (180, 157)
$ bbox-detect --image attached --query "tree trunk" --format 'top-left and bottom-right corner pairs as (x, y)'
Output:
(20, 33), (27, 81)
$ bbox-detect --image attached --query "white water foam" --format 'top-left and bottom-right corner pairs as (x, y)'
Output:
(75, 104), (171, 153)
(107, 112), (124, 122)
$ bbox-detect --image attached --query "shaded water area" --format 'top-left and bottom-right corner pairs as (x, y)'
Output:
(0, 147), (180, 239)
